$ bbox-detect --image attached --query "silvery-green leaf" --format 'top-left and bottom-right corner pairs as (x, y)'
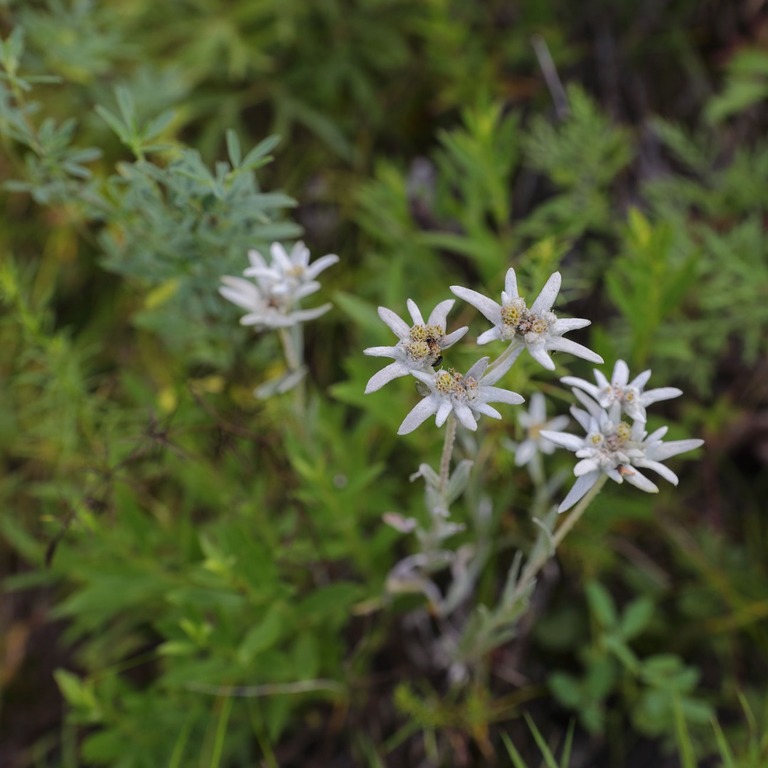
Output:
(253, 366), (306, 399)
(446, 459), (474, 504)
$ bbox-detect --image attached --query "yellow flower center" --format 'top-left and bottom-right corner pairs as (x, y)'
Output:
(499, 297), (554, 341)
(406, 324), (445, 364)
(435, 369), (478, 401)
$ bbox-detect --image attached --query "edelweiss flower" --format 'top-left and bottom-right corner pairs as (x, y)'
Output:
(364, 299), (468, 393)
(450, 269), (603, 371)
(398, 357), (524, 434)
(540, 404), (703, 512)
(512, 392), (570, 467)
(219, 241), (337, 328)
(243, 241), (339, 302)
(561, 359), (683, 423)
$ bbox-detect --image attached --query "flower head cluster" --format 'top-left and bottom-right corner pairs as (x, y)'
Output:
(364, 269), (607, 434)
(561, 359), (682, 423)
(399, 357), (524, 434)
(541, 360), (703, 512)
(364, 299), (468, 393)
(450, 268), (603, 371)
(220, 241), (338, 329)
(364, 296), (524, 432)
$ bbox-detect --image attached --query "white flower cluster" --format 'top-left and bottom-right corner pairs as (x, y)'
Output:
(541, 360), (703, 512)
(220, 241), (338, 328)
(451, 269), (602, 371)
(364, 268), (603, 434)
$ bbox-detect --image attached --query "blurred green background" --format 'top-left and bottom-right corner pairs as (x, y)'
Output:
(1, 0), (767, 766)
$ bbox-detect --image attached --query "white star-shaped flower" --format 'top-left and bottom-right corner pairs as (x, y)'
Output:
(512, 392), (570, 467)
(219, 276), (332, 328)
(397, 357), (524, 434)
(219, 241), (337, 329)
(561, 359), (683, 423)
(541, 404), (703, 512)
(243, 241), (339, 302)
(364, 299), (468, 393)
(450, 268), (603, 371)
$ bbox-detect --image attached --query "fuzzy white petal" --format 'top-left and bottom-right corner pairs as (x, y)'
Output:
(365, 362), (411, 393)
(612, 360), (630, 386)
(539, 430), (584, 452)
(363, 345), (400, 358)
(622, 468), (659, 493)
(427, 299), (454, 327)
(398, 397), (439, 435)
(561, 376), (601, 400)
(553, 317), (591, 333)
(270, 242), (291, 270)
(305, 253), (339, 280)
(473, 403), (502, 420)
(642, 387), (683, 405)
(646, 438), (704, 461)
(443, 326), (469, 348)
(219, 278), (260, 310)
(530, 271), (561, 314)
(634, 459), (679, 485)
(435, 399), (455, 427)
(453, 402), (478, 430)
(528, 344), (556, 370)
(629, 369), (653, 390)
(482, 386), (525, 406)
(545, 336), (604, 364)
(378, 306), (410, 338)
(558, 472), (601, 513)
(406, 298), (425, 326)
(504, 268), (519, 299)
(477, 327), (502, 345)
(450, 286), (502, 325)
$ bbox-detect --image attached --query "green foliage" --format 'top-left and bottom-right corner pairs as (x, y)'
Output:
(521, 84), (633, 239)
(549, 581), (712, 740)
(604, 208), (698, 370)
(502, 715), (574, 768)
(706, 48), (768, 124)
(0, 1), (764, 765)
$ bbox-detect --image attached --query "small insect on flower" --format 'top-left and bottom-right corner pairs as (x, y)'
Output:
(397, 357), (524, 434)
(363, 299), (468, 393)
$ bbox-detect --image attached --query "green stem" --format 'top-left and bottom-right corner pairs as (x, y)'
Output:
(278, 327), (301, 372)
(515, 474), (608, 599)
(277, 325), (306, 419)
(439, 415), (458, 493)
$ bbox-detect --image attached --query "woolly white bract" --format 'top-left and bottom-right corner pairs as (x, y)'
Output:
(243, 241), (339, 299)
(364, 299), (468, 393)
(397, 357), (524, 434)
(450, 268), (603, 371)
(541, 398), (703, 512)
(561, 359), (683, 423)
(220, 241), (337, 328)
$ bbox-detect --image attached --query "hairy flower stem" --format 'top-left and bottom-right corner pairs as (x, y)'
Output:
(278, 326), (306, 419)
(439, 415), (458, 493)
(278, 327), (302, 372)
(515, 473), (608, 600)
